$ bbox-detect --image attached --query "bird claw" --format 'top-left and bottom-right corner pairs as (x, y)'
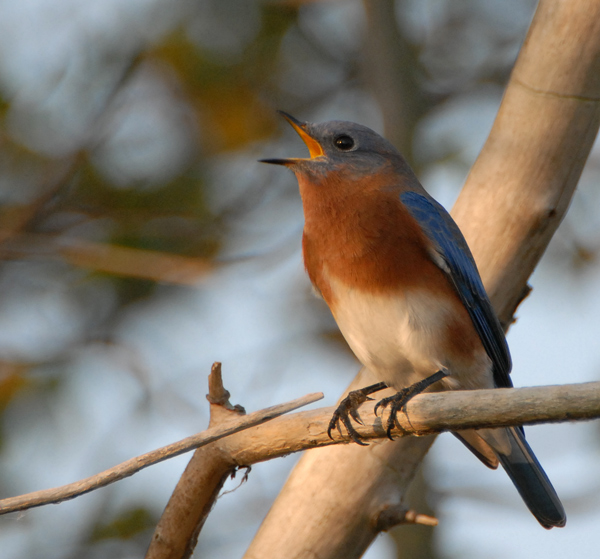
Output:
(327, 381), (391, 445)
(376, 389), (413, 440)
(375, 370), (448, 439)
(373, 397), (390, 417)
(349, 406), (365, 425)
(327, 388), (374, 446)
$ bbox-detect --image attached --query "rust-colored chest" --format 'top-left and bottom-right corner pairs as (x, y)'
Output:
(298, 171), (448, 308)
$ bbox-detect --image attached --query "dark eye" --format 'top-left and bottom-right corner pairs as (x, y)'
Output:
(334, 134), (355, 151)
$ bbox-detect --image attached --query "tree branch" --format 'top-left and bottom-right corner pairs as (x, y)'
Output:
(453, 0), (600, 322)
(2, 378), (597, 522)
(147, 362), (248, 559)
(227, 381), (600, 463)
(0, 386), (323, 516)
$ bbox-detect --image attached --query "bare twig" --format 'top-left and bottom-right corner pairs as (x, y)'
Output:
(0, 389), (323, 516)
(374, 505), (439, 531)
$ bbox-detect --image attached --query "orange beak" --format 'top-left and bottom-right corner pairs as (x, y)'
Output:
(260, 111), (324, 166)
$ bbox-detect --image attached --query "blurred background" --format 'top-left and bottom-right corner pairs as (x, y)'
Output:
(0, 1), (599, 558)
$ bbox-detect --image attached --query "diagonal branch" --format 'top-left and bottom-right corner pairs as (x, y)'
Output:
(0, 389), (323, 516)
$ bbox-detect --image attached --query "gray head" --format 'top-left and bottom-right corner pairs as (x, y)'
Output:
(261, 111), (406, 178)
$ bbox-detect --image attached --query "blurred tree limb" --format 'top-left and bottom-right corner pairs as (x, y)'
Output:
(1, 233), (215, 285)
(243, 2), (600, 559)
(0, 55), (141, 251)
(361, 0), (427, 163)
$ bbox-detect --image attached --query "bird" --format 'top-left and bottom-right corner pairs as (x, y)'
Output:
(260, 111), (566, 529)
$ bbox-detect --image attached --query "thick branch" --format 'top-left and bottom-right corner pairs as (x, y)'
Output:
(228, 381), (600, 463)
(147, 362), (247, 559)
(453, 1), (600, 322)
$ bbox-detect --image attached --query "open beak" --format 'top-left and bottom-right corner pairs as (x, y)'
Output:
(260, 111), (324, 166)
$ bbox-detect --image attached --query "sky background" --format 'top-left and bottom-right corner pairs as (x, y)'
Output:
(0, 1), (599, 558)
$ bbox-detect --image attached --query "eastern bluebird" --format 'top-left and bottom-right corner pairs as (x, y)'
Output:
(261, 112), (565, 529)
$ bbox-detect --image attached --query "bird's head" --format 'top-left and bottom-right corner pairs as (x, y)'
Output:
(260, 111), (404, 180)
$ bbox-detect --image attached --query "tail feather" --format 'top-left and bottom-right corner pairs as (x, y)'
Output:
(453, 430), (499, 469)
(482, 426), (566, 529)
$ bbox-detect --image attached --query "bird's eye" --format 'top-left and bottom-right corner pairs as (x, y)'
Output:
(334, 135), (355, 151)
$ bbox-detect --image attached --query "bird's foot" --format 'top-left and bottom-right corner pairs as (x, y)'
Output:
(327, 382), (387, 446)
(374, 370), (448, 439)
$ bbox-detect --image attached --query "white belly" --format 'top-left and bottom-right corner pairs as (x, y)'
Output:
(327, 275), (493, 392)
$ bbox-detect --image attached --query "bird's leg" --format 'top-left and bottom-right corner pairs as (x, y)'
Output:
(327, 381), (388, 446)
(374, 370), (448, 439)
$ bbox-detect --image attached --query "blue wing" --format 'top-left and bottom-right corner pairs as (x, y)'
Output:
(401, 191), (512, 388)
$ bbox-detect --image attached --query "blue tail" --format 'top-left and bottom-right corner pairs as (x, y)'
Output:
(494, 427), (566, 528)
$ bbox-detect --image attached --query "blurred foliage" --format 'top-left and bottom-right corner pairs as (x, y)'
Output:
(90, 506), (157, 542)
(150, 6), (298, 153)
(0, 362), (29, 414)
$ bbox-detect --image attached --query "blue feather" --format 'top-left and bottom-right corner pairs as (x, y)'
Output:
(400, 191), (512, 388)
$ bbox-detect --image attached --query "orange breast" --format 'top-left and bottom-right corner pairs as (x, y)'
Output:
(299, 170), (450, 305)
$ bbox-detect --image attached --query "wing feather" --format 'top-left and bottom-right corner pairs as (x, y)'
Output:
(401, 191), (512, 387)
